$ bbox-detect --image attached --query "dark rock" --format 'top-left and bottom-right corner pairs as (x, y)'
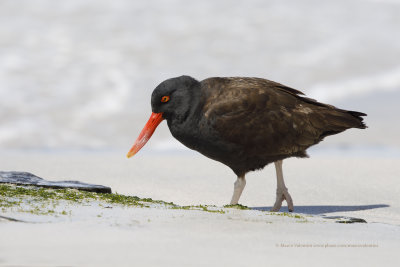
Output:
(0, 171), (112, 193)
(0, 215), (26, 223)
(323, 215), (367, 224)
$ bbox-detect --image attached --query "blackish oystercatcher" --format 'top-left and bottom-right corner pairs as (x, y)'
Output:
(127, 76), (367, 212)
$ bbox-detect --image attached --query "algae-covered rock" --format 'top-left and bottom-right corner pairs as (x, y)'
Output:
(0, 171), (111, 193)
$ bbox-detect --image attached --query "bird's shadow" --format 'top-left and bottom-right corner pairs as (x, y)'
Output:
(251, 204), (390, 215)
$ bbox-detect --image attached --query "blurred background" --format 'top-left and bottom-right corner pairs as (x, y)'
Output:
(0, 0), (399, 156)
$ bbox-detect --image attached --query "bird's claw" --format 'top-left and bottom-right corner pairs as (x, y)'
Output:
(270, 188), (294, 212)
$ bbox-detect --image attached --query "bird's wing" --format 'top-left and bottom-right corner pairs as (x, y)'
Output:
(200, 77), (363, 156)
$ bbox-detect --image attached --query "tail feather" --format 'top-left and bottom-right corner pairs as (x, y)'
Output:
(317, 108), (367, 139)
(295, 93), (367, 139)
(344, 110), (367, 129)
(299, 95), (367, 129)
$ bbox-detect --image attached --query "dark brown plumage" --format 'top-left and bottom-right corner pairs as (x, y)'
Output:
(127, 76), (367, 211)
(197, 77), (366, 176)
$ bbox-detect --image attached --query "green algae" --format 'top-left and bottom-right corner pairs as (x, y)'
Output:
(223, 204), (250, 210)
(0, 184), (225, 215)
(172, 204), (225, 214)
(0, 184), (308, 221)
(267, 211), (308, 222)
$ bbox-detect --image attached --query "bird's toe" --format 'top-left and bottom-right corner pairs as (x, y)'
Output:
(283, 190), (294, 212)
(271, 189), (294, 212)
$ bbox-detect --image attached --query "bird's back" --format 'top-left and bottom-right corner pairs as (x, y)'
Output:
(194, 77), (366, 175)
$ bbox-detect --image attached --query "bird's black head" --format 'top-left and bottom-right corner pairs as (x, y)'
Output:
(126, 75), (199, 158)
(151, 75), (200, 122)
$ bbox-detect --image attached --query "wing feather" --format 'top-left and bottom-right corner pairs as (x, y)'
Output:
(200, 77), (365, 157)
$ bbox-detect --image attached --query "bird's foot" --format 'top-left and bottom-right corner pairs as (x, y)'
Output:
(270, 187), (294, 212)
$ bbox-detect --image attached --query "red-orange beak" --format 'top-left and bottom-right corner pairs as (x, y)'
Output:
(127, 112), (164, 158)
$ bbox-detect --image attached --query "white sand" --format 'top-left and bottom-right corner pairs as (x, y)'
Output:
(1, 1), (399, 265)
(0, 150), (399, 266)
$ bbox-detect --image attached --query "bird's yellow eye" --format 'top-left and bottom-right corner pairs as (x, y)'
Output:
(161, 96), (170, 103)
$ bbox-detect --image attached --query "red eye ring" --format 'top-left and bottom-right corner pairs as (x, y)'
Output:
(161, 96), (170, 103)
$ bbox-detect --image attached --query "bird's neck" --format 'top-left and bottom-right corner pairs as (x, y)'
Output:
(166, 84), (203, 137)
(169, 84), (202, 124)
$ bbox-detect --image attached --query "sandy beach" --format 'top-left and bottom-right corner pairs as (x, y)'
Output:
(1, 150), (399, 266)
(1, 0), (399, 266)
